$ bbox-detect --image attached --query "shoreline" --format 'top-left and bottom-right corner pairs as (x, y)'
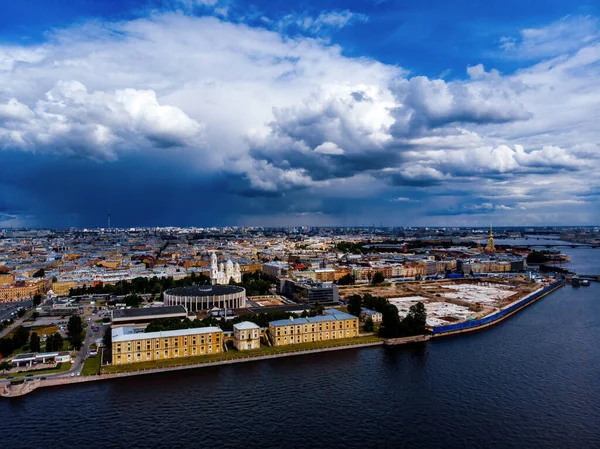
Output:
(1, 281), (565, 398)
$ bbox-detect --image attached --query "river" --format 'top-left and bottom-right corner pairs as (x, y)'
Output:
(1, 251), (599, 448)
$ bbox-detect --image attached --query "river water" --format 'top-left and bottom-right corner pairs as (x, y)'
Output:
(2, 250), (600, 448)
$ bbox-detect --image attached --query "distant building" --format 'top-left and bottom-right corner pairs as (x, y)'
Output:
(268, 309), (358, 346)
(360, 308), (383, 323)
(233, 321), (261, 351)
(262, 261), (289, 278)
(111, 326), (223, 365)
(210, 252), (241, 285)
(278, 279), (339, 305)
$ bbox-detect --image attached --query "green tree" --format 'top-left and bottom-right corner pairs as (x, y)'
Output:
(364, 317), (374, 332)
(46, 333), (64, 352)
(67, 316), (84, 350)
(371, 271), (385, 284)
(30, 332), (41, 352)
(17, 308), (26, 318)
(12, 326), (30, 349)
(379, 304), (401, 338)
(52, 276), (58, 283)
(33, 294), (42, 306)
(0, 360), (11, 374)
(103, 326), (112, 348)
(347, 295), (363, 317)
(0, 338), (14, 357)
(337, 273), (356, 285)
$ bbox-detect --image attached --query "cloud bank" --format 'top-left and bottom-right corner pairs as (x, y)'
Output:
(1, 12), (599, 227)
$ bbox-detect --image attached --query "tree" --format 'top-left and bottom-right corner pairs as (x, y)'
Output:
(403, 302), (427, 336)
(67, 316), (84, 350)
(123, 294), (143, 308)
(103, 326), (112, 348)
(347, 295), (363, 317)
(52, 276), (58, 283)
(17, 308), (26, 318)
(33, 294), (42, 306)
(338, 273), (355, 286)
(0, 338), (14, 358)
(30, 332), (41, 353)
(379, 304), (401, 338)
(12, 326), (30, 349)
(371, 271), (385, 284)
(0, 360), (11, 374)
(364, 317), (374, 332)
(33, 268), (45, 278)
(46, 333), (64, 352)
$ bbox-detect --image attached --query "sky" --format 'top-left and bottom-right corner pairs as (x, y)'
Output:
(1, 0), (600, 228)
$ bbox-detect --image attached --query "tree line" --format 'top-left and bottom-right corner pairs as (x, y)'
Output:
(69, 272), (212, 297)
(346, 293), (427, 338)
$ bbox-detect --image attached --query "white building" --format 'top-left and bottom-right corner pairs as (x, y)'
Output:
(210, 252), (242, 285)
(233, 321), (261, 351)
(360, 308), (383, 323)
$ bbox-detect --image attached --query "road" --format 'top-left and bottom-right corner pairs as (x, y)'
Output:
(0, 303), (34, 339)
(0, 310), (108, 384)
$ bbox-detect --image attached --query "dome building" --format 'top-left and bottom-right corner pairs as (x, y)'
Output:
(210, 252), (242, 285)
(164, 285), (246, 312)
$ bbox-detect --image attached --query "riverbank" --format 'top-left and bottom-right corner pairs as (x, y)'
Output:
(1, 281), (566, 397)
(1, 337), (387, 397)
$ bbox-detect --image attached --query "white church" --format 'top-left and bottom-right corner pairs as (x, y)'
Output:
(210, 251), (242, 285)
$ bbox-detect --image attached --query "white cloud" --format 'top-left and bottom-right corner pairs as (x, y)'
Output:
(501, 15), (600, 59)
(0, 12), (600, 225)
(278, 10), (368, 34)
(314, 142), (344, 155)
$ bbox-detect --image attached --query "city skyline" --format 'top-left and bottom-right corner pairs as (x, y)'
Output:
(2, 0), (600, 228)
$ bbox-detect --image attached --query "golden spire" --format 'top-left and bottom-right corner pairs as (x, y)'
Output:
(486, 220), (495, 252)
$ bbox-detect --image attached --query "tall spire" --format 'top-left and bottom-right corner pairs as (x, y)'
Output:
(486, 220), (496, 252)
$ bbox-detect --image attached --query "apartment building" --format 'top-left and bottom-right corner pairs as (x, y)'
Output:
(111, 326), (223, 365)
(268, 309), (358, 346)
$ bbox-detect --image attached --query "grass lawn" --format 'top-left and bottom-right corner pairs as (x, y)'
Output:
(1, 362), (71, 379)
(103, 336), (384, 374)
(31, 325), (60, 335)
(81, 356), (101, 376)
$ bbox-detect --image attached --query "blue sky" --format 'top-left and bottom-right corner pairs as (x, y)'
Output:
(1, 0), (600, 228)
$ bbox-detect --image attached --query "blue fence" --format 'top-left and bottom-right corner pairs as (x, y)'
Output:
(432, 280), (564, 335)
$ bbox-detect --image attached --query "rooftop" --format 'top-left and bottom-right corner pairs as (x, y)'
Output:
(165, 285), (245, 297)
(112, 325), (223, 342)
(112, 305), (187, 320)
(233, 321), (260, 330)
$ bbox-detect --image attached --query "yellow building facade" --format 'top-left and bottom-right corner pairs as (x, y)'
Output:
(111, 326), (224, 365)
(51, 281), (76, 296)
(0, 280), (49, 302)
(269, 310), (359, 346)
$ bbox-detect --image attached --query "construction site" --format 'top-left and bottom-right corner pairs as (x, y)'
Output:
(339, 277), (551, 327)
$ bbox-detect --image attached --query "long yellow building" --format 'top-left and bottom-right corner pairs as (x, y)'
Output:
(268, 309), (359, 346)
(0, 279), (50, 302)
(111, 326), (223, 365)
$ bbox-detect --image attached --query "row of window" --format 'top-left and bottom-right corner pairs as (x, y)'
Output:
(275, 329), (357, 345)
(115, 345), (218, 363)
(274, 320), (357, 336)
(115, 334), (220, 353)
